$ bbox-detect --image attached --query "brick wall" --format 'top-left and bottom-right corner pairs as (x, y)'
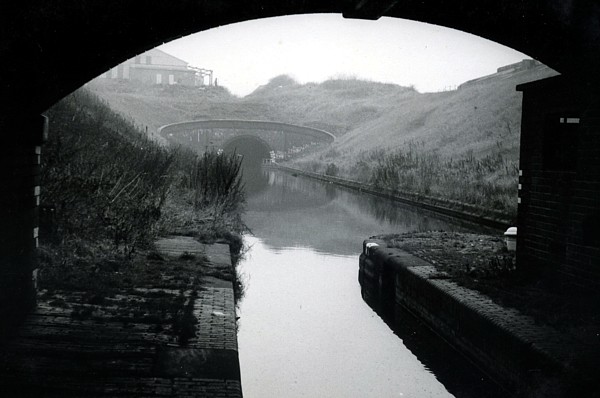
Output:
(517, 76), (600, 283)
(359, 243), (575, 394)
(0, 115), (46, 336)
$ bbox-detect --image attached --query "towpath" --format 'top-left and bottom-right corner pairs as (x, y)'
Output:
(0, 236), (242, 397)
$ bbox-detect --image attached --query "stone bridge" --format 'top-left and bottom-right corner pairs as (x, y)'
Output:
(158, 119), (335, 161)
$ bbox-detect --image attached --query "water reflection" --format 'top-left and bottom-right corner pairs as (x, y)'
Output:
(360, 279), (506, 398)
(242, 170), (481, 255)
(237, 237), (456, 398)
(241, 163), (270, 196)
(237, 169), (506, 398)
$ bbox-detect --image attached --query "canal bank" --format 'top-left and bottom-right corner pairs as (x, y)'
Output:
(360, 238), (600, 397)
(0, 237), (243, 397)
(272, 164), (512, 231)
(237, 169), (506, 398)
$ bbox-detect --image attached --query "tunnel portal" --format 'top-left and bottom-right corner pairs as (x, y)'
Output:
(158, 119), (335, 161)
(223, 135), (272, 168)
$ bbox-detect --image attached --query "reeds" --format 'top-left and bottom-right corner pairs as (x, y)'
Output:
(189, 150), (245, 215)
(295, 141), (518, 219)
(43, 89), (248, 256)
(42, 90), (177, 255)
(368, 145), (518, 218)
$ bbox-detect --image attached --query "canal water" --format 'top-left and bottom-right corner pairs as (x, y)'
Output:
(237, 169), (503, 398)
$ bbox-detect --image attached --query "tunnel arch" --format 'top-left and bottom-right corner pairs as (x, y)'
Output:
(3, 1), (600, 118)
(222, 135), (273, 196)
(222, 134), (272, 164)
(158, 120), (336, 144)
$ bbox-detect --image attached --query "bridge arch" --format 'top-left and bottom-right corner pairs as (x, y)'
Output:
(158, 119), (336, 145)
(158, 119), (335, 159)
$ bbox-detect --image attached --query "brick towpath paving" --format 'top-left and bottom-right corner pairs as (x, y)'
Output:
(0, 236), (242, 397)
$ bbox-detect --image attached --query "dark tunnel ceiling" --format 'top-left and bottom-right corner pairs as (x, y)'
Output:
(2, 0), (600, 117)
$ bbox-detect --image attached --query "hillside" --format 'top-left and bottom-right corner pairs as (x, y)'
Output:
(277, 64), (556, 161)
(88, 63), (556, 159)
(243, 75), (418, 136)
(87, 80), (251, 143)
(87, 62), (558, 218)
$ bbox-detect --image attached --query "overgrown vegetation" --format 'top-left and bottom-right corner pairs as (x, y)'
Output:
(157, 149), (246, 243)
(38, 88), (247, 343)
(89, 66), (558, 223)
(368, 142), (519, 217)
(293, 141), (519, 220)
(325, 162), (339, 177)
(85, 64), (557, 236)
(41, 88), (245, 254)
(42, 89), (175, 255)
(190, 151), (245, 215)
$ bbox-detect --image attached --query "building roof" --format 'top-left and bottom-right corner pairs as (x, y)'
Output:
(129, 64), (196, 73)
(143, 48), (188, 67)
(122, 48), (190, 69)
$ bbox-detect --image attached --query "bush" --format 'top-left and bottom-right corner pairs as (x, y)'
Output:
(41, 87), (248, 259)
(42, 89), (175, 254)
(325, 162), (339, 177)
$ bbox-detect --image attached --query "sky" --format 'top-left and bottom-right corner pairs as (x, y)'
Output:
(158, 14), (530, 97)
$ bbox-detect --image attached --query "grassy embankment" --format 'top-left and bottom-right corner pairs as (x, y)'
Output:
(86, 79), (255, 144)
(277, 67), (558, 221)
(89, 64), (558, 221)
(38, 88), (246, 343)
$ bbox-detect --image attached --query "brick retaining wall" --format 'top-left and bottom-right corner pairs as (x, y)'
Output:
(359, 239), (596, 397)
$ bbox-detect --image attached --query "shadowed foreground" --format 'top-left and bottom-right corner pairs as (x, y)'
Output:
(0, 237), (242, 398)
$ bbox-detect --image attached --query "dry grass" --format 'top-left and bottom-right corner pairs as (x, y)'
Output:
(88, 65), (557, 221)
(293, 143), (519, 219)
(369, 144), (519, 217)
(88, 65), (557, 160)
(42, 89), (176, 254)
(40, 87), (246, 294)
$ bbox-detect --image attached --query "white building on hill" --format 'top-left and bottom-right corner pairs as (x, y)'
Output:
(100, 48), (213, 87)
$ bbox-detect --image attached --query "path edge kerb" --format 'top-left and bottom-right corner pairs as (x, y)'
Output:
(359, 238), (575, 395)
(154, 236), (244, 397)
